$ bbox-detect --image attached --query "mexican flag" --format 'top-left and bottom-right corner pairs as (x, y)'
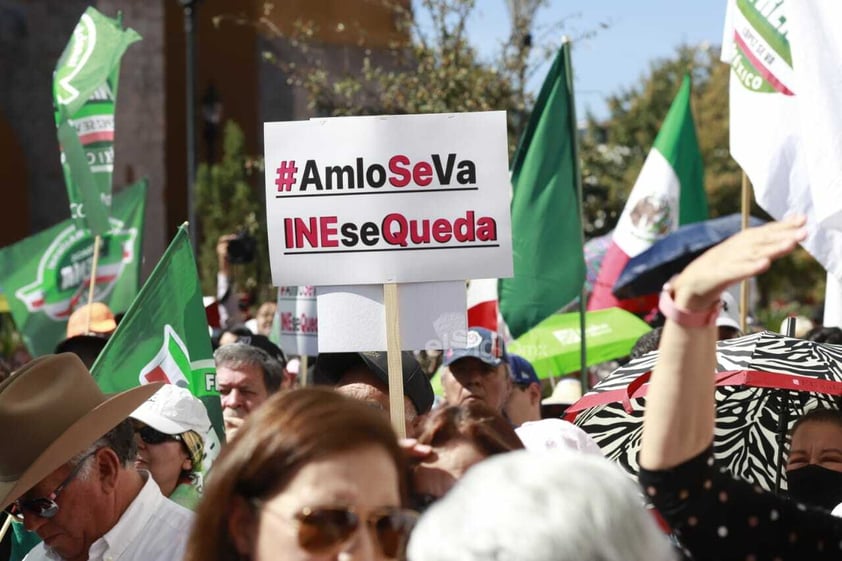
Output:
(588, 75), (707, 313)
(0, 180), (146, 356)
(54, 7), (141, 236)
(498, 42), (586, 339)
(91, 225), (224, 445)
(722, 0), (842, 280)
(467, 279), (499, 332)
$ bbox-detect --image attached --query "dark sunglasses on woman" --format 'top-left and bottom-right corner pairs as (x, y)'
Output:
(136, 425), (182, 446)
(252, 501), (419, 558)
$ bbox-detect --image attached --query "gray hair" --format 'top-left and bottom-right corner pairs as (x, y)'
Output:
(407, 450), (675, 561)
(213, 343), (285, 393)
(74, 418), (137, 479)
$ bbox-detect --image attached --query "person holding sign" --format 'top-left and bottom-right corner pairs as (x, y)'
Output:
(314, 351), (435, 438)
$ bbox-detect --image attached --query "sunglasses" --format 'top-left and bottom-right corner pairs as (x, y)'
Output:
(253, 502), (419, 558)
(136, 426), (182, 446)
(409, 493), (440, 513)
(4, 451), (95, 521)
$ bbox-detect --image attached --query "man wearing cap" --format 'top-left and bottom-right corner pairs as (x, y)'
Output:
(441, 327), (512, 413)
(130, 384), (216, 510)
(503, 354), (543, 427)
(0, 354), (193, 561)
(214, 343), (290, 440)
(314, 351), (435, 437)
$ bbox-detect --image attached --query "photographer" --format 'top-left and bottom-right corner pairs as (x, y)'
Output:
(216, 233), (256, 329)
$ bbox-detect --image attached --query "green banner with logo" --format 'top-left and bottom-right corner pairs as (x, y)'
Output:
(92, 225), (224, 443)
(0, 180), (147, 356)
(53, 7), (141, 236)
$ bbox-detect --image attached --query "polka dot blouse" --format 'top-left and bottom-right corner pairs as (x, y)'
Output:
(638, 445), (842, 560)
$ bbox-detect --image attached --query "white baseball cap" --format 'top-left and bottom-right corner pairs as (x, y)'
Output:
(541, 378), (583, 406)
(716, 292), (741, 332)
(130, 384), (212, 435)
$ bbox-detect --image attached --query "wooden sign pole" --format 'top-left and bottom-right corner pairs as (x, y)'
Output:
(384, 283), (406, 438)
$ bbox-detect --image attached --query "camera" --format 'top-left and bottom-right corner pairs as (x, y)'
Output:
(226, 231), (257, 264)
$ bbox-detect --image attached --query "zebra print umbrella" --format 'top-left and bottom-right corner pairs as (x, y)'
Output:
(566, 331), (842, 492)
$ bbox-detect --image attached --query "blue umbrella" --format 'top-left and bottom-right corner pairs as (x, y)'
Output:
(612, 214), (765, 299)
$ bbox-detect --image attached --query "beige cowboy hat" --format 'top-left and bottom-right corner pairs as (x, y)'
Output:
(0, 353), (162, 510)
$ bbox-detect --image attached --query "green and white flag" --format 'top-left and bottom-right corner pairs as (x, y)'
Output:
(53, 7), (140, 235)
(0, 180), (146, 356)
(92, 225), (225, 443)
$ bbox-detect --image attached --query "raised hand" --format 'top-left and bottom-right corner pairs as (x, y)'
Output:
(670, 214), (807, 312)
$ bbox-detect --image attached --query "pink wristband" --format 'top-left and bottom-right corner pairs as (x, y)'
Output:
(659, 285), (721, 328)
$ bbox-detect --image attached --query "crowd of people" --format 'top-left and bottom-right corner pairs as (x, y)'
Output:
(2, 218), (842, 560)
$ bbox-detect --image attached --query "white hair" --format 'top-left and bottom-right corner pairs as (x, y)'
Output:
(407, 450), (676, 561)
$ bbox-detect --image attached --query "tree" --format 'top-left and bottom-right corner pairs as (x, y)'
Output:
(236, 0), (603, 154)
(194, 121), (271, 303)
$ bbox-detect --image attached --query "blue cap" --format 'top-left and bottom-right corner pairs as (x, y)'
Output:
(508, 354), (539, 386)
(443, 327), (508, 367)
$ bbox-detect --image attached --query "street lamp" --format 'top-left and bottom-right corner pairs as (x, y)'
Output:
(202, 83), (223, 163)
(177, 0), (201, 252)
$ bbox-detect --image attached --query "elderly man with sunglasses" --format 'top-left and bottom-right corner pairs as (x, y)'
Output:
(0, 354), (195, 561)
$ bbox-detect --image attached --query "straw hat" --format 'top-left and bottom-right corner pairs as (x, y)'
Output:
(0, 354), (161, 510)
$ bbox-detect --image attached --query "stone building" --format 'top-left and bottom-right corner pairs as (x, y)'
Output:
(0, 0), (408, 276)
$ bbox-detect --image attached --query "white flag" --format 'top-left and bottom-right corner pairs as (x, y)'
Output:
(722, 0), (842, 279)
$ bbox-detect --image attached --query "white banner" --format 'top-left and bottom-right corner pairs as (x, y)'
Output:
(316, 281), (467, 352)
(263, 112), (513, 286)
(277, 286), (318, 356)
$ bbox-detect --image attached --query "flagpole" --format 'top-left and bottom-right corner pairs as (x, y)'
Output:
(562, 37), (589, 391)
(739, 172), (751, 332)
(0, 513), (12, 545)
(86, 235), (102, 333)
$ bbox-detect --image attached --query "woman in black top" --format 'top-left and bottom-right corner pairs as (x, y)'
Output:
(637, 215), (842, 560)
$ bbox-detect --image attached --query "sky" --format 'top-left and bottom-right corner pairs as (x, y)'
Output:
(462, 0), (728, 120)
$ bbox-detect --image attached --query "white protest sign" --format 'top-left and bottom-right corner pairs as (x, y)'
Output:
(316, 281), (466, 352)
(276, 286), (318, 356)
(263, 111), (513, 286)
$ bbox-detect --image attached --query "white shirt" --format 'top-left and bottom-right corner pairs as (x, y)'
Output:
(24, 473), (194, 561)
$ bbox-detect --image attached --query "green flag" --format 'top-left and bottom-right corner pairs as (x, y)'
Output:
(92, 225), (224, 443)
(0, 180), (146, 356)
(498, 43), (586, 338)
(53, 7), (141, 235)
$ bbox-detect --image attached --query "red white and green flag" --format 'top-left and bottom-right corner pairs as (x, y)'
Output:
(53, 7), (140, 236)
(721, 0), (842, 280)
(0, 180), (146, 356)
(588, 75), (707, 313)
(92, 225), (224, 445)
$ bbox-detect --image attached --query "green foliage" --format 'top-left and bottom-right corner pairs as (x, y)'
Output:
(195, 121), (271, 301)
(250, 0), (600, 155)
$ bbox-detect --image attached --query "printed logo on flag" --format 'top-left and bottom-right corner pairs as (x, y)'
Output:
(15, 219), (137, 320)
(629, 194), (672, 243)
(728, 0), (794, 95)
(138, 325), (197, 387)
